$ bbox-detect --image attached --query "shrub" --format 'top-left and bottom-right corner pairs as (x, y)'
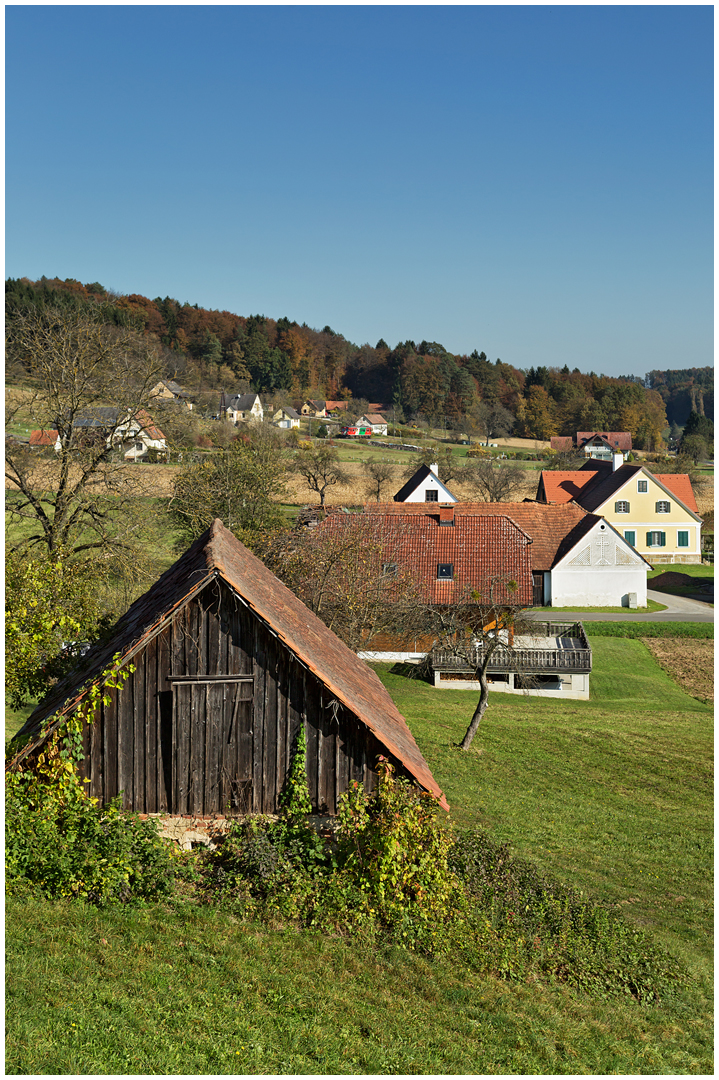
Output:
(5, 776), (175, 904)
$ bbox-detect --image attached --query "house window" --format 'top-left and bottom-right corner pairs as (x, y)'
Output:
(656, 500), (670, 514)
(437, 563), (454, 580)
(382, 562), (398, 576)
(677, 531), (689, 548)
(425, 489), (438, 502)
(646, 531), (666, 548)
(615, 500), (630, 513)
(637, 480), (648, 493)
(624, 530), (636, 547)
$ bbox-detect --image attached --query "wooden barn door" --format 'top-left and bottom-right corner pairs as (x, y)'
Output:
(169, 676), (254, 816)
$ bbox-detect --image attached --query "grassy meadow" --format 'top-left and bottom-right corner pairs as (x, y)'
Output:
(5, 628), (713, 1074)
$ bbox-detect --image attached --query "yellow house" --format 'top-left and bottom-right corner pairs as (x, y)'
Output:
(537, 462), (702, 565)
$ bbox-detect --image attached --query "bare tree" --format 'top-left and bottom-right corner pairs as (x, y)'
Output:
(258, 516), (425, 653)
(293, 444), (349, 506)
(420, 581), (531, 749)
(6, 305), (166, 564)
(466, 400), (515, 446)
(461, 460), (530, 502)
(543, 448), (586, 470)
(362, 457), (396, 501)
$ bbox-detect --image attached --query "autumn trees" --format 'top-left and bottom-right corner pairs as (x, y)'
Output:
(6, 305), (166, 564)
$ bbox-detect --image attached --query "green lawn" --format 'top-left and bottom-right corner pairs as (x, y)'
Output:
(5, 632), (714, 1074)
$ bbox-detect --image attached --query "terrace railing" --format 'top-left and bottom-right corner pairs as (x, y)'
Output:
(431, 621), (592, 675)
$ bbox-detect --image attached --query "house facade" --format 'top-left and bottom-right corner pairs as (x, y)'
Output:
(273, 406), (301, 429)
(301, 399), (327, 417)
(393, 463), (458, 503)
(150, 380), (193, 409)
(9, 520), (446, 817)
(538, 462), (702, 565)
(224, 393), (263, 424)
(357, 413), (388, 436)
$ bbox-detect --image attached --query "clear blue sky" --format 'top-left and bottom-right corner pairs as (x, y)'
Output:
(5, 5), (713, 378)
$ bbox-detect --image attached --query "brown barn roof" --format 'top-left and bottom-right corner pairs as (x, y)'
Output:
(10, 521), (446, 808)
(319, 510), (533, 604)
(363, 501), (589, 572)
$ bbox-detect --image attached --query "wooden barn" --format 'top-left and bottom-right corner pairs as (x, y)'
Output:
(9, 520), (446, 816)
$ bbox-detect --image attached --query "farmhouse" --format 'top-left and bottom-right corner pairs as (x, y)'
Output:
(273, 406), (301, 429)
(222, 393), (263, 424)
(364, 500), (650, 607)
(357, 413), (388, 436)
(537, 460), (702, 564)
(393, 463), (458, 504)
(9, 521), (446, 817)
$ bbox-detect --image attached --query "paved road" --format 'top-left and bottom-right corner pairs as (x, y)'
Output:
(527, 590), (714, 624)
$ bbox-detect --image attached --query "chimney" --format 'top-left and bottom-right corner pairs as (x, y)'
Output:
(612, 452), (624, 472)
(439, 506), (455, 526)
(429, 462), (439, 476)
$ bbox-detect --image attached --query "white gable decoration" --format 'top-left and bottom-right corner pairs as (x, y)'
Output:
(551, 518), (650, 608)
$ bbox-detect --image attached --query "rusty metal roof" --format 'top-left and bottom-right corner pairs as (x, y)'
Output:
(10, 521), (446, 808)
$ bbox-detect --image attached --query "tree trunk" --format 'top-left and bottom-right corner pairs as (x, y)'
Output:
(459, 647), (496, 750)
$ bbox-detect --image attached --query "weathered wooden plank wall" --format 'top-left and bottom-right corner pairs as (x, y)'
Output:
(80, 578), (403, 816)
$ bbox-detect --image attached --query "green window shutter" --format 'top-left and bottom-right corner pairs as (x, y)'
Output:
(646, 531), (653, 547)
(660, 532), (666, 547)
(678, 531), (689, 547)
(625, 531), (635, 546)
(615, 501), (621, 512)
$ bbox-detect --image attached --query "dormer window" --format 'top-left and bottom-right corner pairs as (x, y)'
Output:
(437, 563), (453, 581)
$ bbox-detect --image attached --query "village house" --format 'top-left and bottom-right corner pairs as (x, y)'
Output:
(300, 399), (327, 418)
(65, 407), (167, 460)
(9, 521), (446, 825)
(537, 459), (702, 564)
(357, 413), (388, 436)
(149, 379), (194, 410)
(363, 500), (651, 608)
(393, 463), (458, 504)
(222, 392), (264, 424)
(273, 406), (301, 429)
(550, 431), (632, 461)
(28, 429), (61, 451)
(316, 507), (593, 699)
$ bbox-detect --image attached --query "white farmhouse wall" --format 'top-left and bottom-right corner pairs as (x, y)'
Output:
(551, 520), (648, 607)
(402, 473), (457, 503)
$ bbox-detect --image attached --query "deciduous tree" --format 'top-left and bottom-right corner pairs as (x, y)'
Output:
(293, 444), (349, 506)
(461, 460), (530, 502)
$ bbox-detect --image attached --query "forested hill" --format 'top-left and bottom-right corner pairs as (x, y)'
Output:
(5, 276), (713, 445)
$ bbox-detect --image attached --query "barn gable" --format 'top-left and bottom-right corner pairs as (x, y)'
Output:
(10, 521), (446, 813)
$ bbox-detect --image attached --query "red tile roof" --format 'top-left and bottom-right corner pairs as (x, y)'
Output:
(539, 464), (701, 518)
(135, 409), (166, 442)
(9, 521), (446, 808)
(537, 470), (604, 504)
(650, 474), (699, 514)
(28, 429), (58, 446)
(322, 509), (533, 603)
(363, 501), (589, 571)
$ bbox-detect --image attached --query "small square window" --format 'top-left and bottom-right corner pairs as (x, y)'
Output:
(615, 500), (630, 513)
(437, 563), (453, 580)
(677, 531), (689, 548)
(425, 489), (438, 502)
(382, 562), (398, 576)
(637, 480), (648, 493)
(656, 500), (670, 514)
